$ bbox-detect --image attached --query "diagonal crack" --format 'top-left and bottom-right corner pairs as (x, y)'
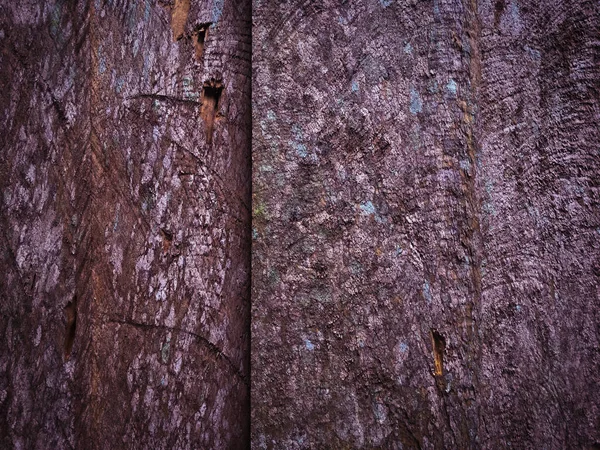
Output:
(106, 317), (248, 387)
(125, 93), (201, 106)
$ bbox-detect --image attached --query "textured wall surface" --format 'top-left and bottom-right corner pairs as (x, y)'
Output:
(0, 0), (250, 448)
(252, 0), (600, 448)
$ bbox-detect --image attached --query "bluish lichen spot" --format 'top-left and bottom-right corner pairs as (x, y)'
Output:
(290, 124), (308, 158)
(144, 0), (151, 21)
(351, 80), (359, 93)
(445, 375), (452, 393)
(428, 79), (439, 94)
(267, 110), (276, 121)
(423, 281), (432, 302)
(304, 339), (315, 351)
(260, 120), (268, 134)
(380, 0), (393, 8)
(510, 1), (520, 22)
(350, 261), (363, 275)
(182, 76), (199, 101)
(360, 201), (376, 215)
(291, 124), (303, 138)
(293, 143), (308, 158)
(212, 0), (224, 23)
(524, 45), (541, 61)
(126, 2), (138, 31)
(446, 79), (457, 96)
(433, 0), (441, 17)
(115, 76), (125, 94)
(482, 202), (497, 216)
(399, 342), (408, 353)
(98, 45), (107, 74)
(409, 87), (422, 114)
(373, 402), (387, 423)
(161, 337), (171, 363)
(50, 1), (64, 40)
(132, 39), (140, 57)
(403, 42), (413, 54)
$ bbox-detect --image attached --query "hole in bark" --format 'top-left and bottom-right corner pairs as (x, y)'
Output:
(494, 0), (506, 27)
(161, 228), (173, 252)
(64, 297), (78, 360)
(430, 329), (445, 376)
(200, 79), (223, 145)
(193, 23), (211, 60)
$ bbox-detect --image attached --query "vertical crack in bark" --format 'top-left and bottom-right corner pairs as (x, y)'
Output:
(431, 329), (446, 378)
(193, 23), (211, 60)
(458, 0), (484, 443)
(200, 79), (223, 145)
(462, 0), (483, 320)
(64, 297), (78, 360)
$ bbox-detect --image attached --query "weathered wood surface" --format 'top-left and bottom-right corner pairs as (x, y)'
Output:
(1, 0), (250, 448)
(252, 0), (600, 448)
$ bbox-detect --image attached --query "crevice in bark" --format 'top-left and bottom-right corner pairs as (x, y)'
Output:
(200, 79), (224, 145)
(64, 297), (78, 360)
(125, 93), (200, 106)
(494, 0), (506, 28)
(193, 23), (211, 60)
(160, 228), (173, 252)
(431, 329), (446, 377)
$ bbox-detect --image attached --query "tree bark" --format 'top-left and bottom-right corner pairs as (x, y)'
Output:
(0, 0), (250, 448)
(252, 0), (600, 448)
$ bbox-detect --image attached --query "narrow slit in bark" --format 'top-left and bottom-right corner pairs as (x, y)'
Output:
(431, 329), (445, 376)
(193, 23), (211, 60)
(64, 297), (77, 360)
(200, 79), (223, 145)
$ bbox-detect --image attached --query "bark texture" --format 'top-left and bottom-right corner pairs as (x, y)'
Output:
(1, 0), (250, 448)
(252, 0), (600, 448)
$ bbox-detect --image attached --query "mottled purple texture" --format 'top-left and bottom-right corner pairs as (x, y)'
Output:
(1, 0), (250, 448)
(252, 0), (600, 448)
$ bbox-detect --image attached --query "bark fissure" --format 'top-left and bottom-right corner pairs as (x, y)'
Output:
(106, 318), (249, 386)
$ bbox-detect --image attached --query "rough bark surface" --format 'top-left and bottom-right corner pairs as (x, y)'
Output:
(1, 0), (250, 448)
(252, 0), (600, 448)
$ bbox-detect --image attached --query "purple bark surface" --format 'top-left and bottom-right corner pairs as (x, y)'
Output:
(1, 0), (250, 448)
(252, 0), (600, 448)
